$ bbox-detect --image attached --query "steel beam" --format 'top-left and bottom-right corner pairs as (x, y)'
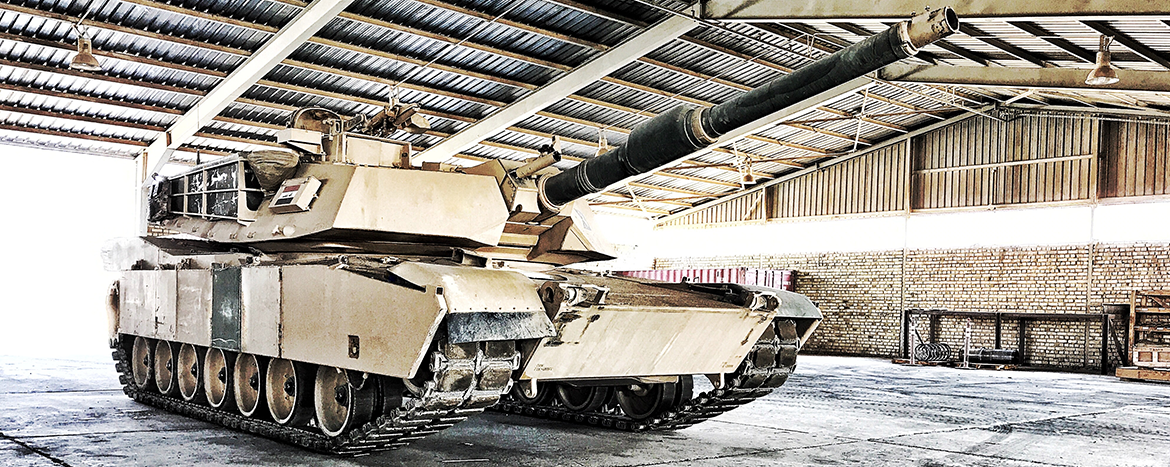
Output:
(1005, 103), (1170, 120)
(142, 0), (353, 178)
(411, 14), (698, 164)
(880, 64), (1170, 94)
(136, 0), (352, 234)
(702, 0), (1170, 20)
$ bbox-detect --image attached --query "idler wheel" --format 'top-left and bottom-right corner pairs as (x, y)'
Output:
(131, 336), (153, 390)
(203, 348), (235, 409)
(153, 340), (176, 395)
(266, 359), (314, 426)
(177, 344), (203, 401)
(510, 381), (552, 406)
(616, 382), (679, 421)
(233, 353), (265, 417)
(314, 366), (377, 437)
(556, 384), (610, 413)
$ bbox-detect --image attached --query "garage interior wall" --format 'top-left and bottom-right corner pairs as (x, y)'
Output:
(634, 113), (1170, 370)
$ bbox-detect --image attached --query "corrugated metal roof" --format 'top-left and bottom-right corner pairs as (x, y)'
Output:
(0, 1), (1167, 217)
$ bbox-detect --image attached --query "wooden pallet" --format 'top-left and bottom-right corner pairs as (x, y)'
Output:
(1116, 366), (1170, 383)
(967, 362), (1016, 371)
(891, 359), (1015, 370)
(891, 358), (950, 366)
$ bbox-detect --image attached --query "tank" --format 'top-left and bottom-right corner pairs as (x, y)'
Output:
(103, 8), (958, 455)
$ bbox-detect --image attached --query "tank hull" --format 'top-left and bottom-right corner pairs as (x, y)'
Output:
(106, 238), (820, 453)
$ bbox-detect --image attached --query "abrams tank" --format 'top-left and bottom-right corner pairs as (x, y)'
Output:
(103, 8), (958, 455)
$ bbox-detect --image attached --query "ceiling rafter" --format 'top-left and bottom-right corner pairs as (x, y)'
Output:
(13, 0), (1162, 220)
(120, 0), (571, 72)
(0, 115), (254, 157)
(10, 2), (884, 166)
(544, 0), (650, 29)
(0, 3), (251, 59)
(593, 203), (672, 216)
(75, 1), (861, 188)
(4, 1), (926, 184)
(1082, 21), (1170, 70)
(4, 80), (756, 191)
(591, 192), (700, 208)
(1008, 21), (1095, 63)
(0, 124), (231, 160)
(0, 4), (839, 167)
(880, 64), (1170, 94)
(0, 20), (774, 172)
(403, 0), (606, 50)
(817, 21), (995, 67)
(0, 103), (165, 131)
(413, 14), (698, 163)
(959, 23), (1056, 68)
(626, 181), (725, 197)
(702, 0), (1170, 19)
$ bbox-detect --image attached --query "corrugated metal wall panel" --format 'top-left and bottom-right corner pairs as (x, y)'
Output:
(912, 116), (1097, 209)
(766, 143), (906, 219)
(658, 115), (1167, 230)
(658, 189), (765, 227)
(1102, 121), (1170, 199)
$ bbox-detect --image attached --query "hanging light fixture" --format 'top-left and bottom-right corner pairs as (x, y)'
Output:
(595, 128), (610, 157)
(68, 1), (103, 72)
(70, 34), (102, 72)
(733, 141), (755, 185)
(1085, 35), (1118, 86)
(741, 166), (756, 184)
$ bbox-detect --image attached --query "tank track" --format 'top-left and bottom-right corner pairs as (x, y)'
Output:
(112, 335), (519, 456)
(493, 318), (801, 431)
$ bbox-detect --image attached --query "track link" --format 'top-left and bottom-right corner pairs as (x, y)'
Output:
(113, 336), (518, 456)
(493, 318), (801, 431)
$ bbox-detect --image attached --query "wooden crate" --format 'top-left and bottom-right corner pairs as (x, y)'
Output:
(1133, 345), (1170, 368)
(1116, 366), (1170, 383)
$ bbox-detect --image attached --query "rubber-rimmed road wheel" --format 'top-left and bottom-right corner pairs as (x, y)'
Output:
(204, 348), (235, 409)
(314, 366), (377, 437)
(131, 336), (153, 390)
(233, 353), (264, 417)
(556, 384), (610, 413)
(616, 382), (678, 420)
(177, 344), (203, 401)
(154, 340), (175, 395)
(266, 358), (314, 426)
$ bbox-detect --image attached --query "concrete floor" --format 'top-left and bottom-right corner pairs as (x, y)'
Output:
(2, 355), (1169, 467)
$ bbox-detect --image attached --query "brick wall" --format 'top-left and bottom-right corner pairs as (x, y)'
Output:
(655, 242), (1170, 370)
(146, 225), (179, 237)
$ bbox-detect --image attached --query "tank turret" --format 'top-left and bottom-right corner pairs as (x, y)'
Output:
(107, 8), (959, 455)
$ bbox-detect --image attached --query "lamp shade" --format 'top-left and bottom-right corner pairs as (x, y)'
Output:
(69, 36), (102, 72)
(1085, 52), (1118, 86)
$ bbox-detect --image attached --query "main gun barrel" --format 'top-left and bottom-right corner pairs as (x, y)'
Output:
(540, 7), (959, 209)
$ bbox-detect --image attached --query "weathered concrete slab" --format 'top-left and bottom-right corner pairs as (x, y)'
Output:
(0, 356), (119, 394)
(0, 391), (210, 438)
(887, 407), (1170, 467)
(0, 438), (59, 467)
(2, 355), (1169, 466)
